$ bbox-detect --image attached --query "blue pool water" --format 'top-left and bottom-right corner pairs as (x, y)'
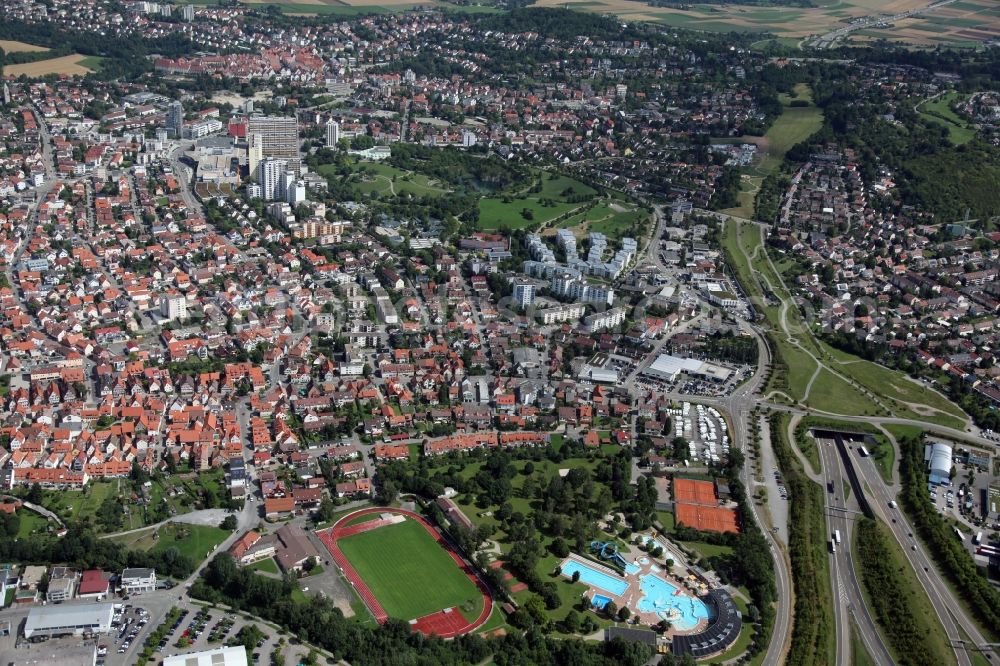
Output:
(591, 594), (612, 609)
(636, 574), (710, 631)
(624, 563), (640, 575)
(562, 560), (629, 596)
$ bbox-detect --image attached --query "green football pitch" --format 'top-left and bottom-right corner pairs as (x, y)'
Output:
(337, 518), (483, 621)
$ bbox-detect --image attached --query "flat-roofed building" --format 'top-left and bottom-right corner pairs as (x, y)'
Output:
(23, 603), (115, 638)
(120, 567), (156, 594)
(162, 645), (248, 666)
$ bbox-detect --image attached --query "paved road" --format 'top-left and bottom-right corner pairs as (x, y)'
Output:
(854, 450), (996, 664)
(808, 0), (962, 48)
(818, 436), (894, 666)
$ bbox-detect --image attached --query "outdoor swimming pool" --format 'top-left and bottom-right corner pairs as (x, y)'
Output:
(561, 559), (629, 597)
(636, 574), (710, 631)
(625, 563), (640, 575)
(591, 594), (612, 609)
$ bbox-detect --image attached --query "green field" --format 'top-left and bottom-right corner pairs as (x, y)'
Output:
(556, 199), (648, 241)
(338, 518), (483, 621)
(249, 557), (280, 575)
(353, 162), (450, 198)
(16, 511), (51, 539)
(760, 84), (825, 174)
(721, 219), (968, 428)
(917, 93), (976, 145)
(720, 83), (823, 219)
(113, 523), (231, 562)
(477, 172), (596, 230)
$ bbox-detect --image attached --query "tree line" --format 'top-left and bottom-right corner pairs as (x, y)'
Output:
(192, 552), (655, 666)
(898, 433), (1000, 640)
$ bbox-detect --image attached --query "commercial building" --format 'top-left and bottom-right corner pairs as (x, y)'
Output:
(120, 567), (156, 594)
(45, 567), (78, 602)
(23, 603), (115, 638)
(641, 354), (732, 383)
(925, 441), (954, 485)
(273, 524), (321, 572)
(163, 646), (248, 666)
(77, 569), (110, 600)
(247, 115), (299, 161)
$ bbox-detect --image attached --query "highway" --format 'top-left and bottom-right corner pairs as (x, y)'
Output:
(818, 436), (895, 666)
(854, 448), (997, 665)
(808, 0), (962, 48)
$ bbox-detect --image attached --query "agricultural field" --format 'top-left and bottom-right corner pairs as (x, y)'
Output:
(2, 54), (100, 78)
(181, 0), (496, 15)
(337, 518), (483, 621)
(0, 40), (48, 53)
(529, 0), (1000, 49)
(846, 0), (1000, 48)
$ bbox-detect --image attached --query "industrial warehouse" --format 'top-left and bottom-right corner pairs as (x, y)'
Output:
(23, 603), (115, 639)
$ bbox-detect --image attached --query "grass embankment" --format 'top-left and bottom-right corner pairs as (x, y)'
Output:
(770, 412), (835, 666)
(112, 523), (230, 561)
(793, 417), (895, 483)
(722, 219), (968, 429)
(854, 517), (956, 666)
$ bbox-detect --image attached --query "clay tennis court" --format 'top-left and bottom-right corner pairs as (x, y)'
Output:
(675, 503), (740, 534)
(673, 477), (719, 505)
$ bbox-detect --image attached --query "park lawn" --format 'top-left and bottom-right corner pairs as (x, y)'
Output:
(816, 341), (967, 428)
(477, 196), (579, 230)
(249, 558), (280, 575)
(918, 93), (975, 145)
(676, 540), (733, 560)
(352, 162), (450, 198)
(758, 83), (823, 173)
(337, 518), (482, 622)
(148, 524), (231, 561)
(537, 172), (596, 200)
(805, 369), (879, 416)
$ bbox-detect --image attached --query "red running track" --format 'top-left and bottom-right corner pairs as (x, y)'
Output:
(315, 507), (494, 639)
